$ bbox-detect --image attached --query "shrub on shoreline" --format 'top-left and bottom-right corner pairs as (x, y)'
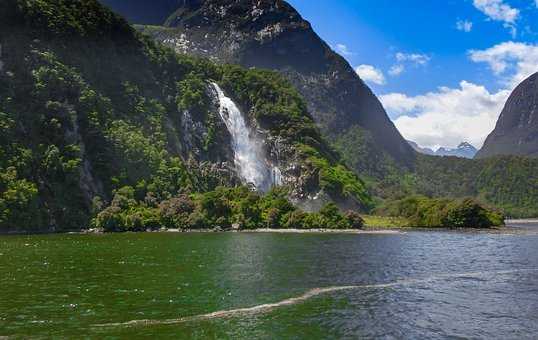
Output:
(92, 186), (365, 232)
(376, 196), (504, 228)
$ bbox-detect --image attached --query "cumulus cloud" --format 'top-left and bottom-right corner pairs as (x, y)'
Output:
(469, 41), (538, 87)
(382, 41), (538, 149)
(395, 52), (430, 65)
(456, 20), (473, 32)
(388, 52), (430, 77)
(355, 64), (386, 85)
(335, 43), (354, 56)
(381, 82), (510, 149)
(472, 0), (519, 23)
(472, 0), (519, 36)
(389, 64), (405, 76)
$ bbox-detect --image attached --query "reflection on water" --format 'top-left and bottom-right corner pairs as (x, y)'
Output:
(1, 227), (538, 339)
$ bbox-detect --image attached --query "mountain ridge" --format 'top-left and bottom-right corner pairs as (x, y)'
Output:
(477, 72), (538, 159)
(100, 0), (416, 172)
(409, 141), (478, 159)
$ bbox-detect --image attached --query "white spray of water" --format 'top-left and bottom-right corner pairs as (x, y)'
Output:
(212, 83), (274, 191)
(94, 268), (538, 329)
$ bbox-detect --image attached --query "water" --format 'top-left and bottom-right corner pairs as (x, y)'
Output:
(212, 83), (272, 191)
(1, 223), (538, 338)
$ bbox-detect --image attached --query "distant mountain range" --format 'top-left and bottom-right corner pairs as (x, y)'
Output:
(476, 72), (538, 159)
(408, 141), (478, 159)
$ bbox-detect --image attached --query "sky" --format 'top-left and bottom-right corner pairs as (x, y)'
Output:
(286, 0), (538, 150)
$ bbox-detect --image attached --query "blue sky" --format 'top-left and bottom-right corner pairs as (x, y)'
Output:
(287, 0), (538, 150)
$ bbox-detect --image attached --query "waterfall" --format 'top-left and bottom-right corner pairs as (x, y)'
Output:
(212, 83), (274, 191)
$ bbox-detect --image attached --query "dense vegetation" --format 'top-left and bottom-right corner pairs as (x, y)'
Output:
(92, 186), (364, 232)
(334, 140), (538, 218)
(0, 0), (369, 232)
(412, 155), (538, 218)
(376, 196), (504, 228)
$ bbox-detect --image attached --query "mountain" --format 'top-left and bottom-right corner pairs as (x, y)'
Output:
(408, 141), (477, 159)
(435, 142), (477, 159)
(407, 141), (435, 156)
(0, 0), (370, 232)
(100, 0), (416, 176)
(98, 0), (185, 25)
(476, 72), (538, 159)
(96, 0), (538, 218)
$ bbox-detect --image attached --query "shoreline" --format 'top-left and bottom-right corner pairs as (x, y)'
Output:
(2, 225), (533, 236)
(239, 228), (401, 234)
(0, 219), (535, 236)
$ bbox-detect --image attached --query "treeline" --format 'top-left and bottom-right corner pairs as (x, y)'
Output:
(93, 186), (365, 232)
(376, 196), (504, 228)
(340, 148), (538, 218)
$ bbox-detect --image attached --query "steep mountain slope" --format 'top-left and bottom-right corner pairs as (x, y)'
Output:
(99, 0), (184, 25)
(477, 72), (538, 158)
(0, 0), (370, 232)
(126, 0), (416, 172)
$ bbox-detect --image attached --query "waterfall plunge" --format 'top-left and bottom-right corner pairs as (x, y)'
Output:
(212, 83), (281, 192)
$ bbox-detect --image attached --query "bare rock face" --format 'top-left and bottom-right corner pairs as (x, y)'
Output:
(102, 0), (416, 170)
(165, 0), (414, 164)
(477, 72), (538, 158)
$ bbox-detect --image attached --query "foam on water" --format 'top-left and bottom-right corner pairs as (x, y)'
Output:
(94, 268), (538, 329)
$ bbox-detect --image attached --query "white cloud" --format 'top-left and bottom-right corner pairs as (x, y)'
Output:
(382, 41), (538, 150)
(395, 52), (430, 65)
(389, 64), (405, 76)
(456, 20), (473, 32)
(388, 52), (430, 77)
(472, 0), (519, 36)
(469, 41), (538, 87)
(472, 0), (519, 23)
(335, 43), (354, 56)
(355, 64), (386, 85)
(381, 82), (510, 149)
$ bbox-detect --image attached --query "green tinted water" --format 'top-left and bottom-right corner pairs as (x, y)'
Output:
(1, 230), (538, 338)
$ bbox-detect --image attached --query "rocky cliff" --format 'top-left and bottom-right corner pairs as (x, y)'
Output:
(477, 72), (538, 158)
(0, 0), (370, 232)
(111, 0), (416, 173)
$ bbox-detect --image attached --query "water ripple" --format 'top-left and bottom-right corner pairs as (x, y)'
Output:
(94, 268), (538, 329)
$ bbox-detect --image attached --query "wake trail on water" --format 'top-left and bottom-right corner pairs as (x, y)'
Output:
(94, 268), (538, 328)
